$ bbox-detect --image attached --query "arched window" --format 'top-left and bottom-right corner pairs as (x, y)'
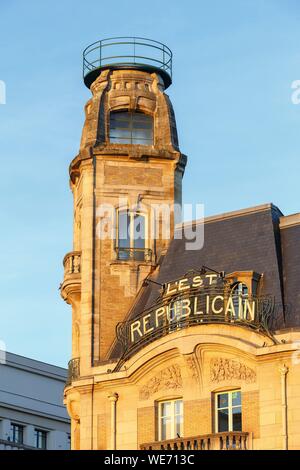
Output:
(109, 111), (153, 145)
(231, 282), (249, 319)
(117, 209), (151, 261)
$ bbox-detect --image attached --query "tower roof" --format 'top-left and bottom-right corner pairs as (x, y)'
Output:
(83, 37), (172, 89)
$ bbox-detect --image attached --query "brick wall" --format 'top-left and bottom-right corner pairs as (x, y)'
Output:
(137, 406), (156, 447)
(242, 390), (260, 438)
(184, 399), (212, 437)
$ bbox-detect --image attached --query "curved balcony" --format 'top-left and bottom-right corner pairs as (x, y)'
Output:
(60, 251), (81, 303)
(0, 439), (39, 450)
(141, 432), (251, 451)
(83, 37), (172, 89)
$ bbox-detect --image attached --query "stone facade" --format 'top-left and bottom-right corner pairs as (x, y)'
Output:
(62, 57), (300, 450)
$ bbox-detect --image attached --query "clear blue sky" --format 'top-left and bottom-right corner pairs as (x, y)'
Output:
(0, 0), (300, 367)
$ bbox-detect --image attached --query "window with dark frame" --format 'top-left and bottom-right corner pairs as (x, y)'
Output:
(34, 429), (47, 449)
(231, 282), (249, 319)
(109, 111), (153, 145)
(10, 423), (24, 444)
(117, 209), (147, 261)
(215, 390), (242, 433)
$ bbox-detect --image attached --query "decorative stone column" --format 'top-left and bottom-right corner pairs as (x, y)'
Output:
(108, 393), (118, 450)
(279, 364), (289, 450)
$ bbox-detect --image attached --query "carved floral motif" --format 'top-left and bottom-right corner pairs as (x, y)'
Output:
(210, 358), (256, 384)
(185, 355), (198, 379)
(139, 364), (182, 400)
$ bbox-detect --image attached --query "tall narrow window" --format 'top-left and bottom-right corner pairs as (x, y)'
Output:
(10, 423), (24, 444)
(34, 429), (47, 449)
(215, 390), (242, 432)
(231, 282), (249, 319)
(109, 111), (153, 145)
(117, 210), (149, 261)
(158, 399), (183, 441)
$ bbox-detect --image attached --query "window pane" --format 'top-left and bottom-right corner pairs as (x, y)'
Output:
(132, 138), (152, 145)
(11, 424), (23, 444)
(110, 111), (153, 145)
(110, 137), (132, 144)
(175, 414), (183, 438)
(118, 211), (130, 248)
(110, 112), (129, 122)
(161, 417), (172, 440)
(232, 391), (241, 407)
(132, 113), (151, 122)
(133, 120), (153, 129)
(133, 214), (145, 249)
(35, 429), (47, 449)
(110, 129), (131, 138)
(232, 407), (242, 431)
(175, 400), (183, 437)
(133, 129), (152, 140)
(110, 120), (130, 129)
(161, 401), (171, 417)
(218, 409), (229, 432)
(175, 400), (183, 415)
(217, 393), (228, 409)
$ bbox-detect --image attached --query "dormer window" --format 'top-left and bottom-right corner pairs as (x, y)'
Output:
(109, 111), (153, 145)
(231, 282), (249, 319)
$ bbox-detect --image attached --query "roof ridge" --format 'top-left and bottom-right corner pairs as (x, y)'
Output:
(176, 203), (283, 229)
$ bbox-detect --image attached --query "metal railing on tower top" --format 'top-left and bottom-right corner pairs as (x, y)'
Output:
(83, 37), (172, 89)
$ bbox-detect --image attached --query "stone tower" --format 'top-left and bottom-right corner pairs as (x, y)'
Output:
(61, 39), (187, 435)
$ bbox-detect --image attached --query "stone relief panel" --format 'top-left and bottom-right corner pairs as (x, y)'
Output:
(210, 358), (256, 384)
(139, 364), (182, 400)
(184, 355), (198, 380)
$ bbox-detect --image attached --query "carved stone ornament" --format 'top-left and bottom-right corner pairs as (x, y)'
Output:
(210, 358), (256, 384)
(185, 355), (198, 379)
(139, 364), (182, 400)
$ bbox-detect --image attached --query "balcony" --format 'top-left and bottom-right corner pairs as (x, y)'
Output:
(0, 439), (38, 450)
(116, 247), (153, 262)
(140, 432), (251, 450)
(60, 251), (81, 303)
(66, 357), (80, 386)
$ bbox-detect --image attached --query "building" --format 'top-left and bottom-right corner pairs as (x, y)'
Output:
(0, 352), (70, 450)
(61, 37), (300, 450)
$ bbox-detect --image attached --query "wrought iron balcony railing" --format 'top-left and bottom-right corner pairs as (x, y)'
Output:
(140, 432), (251, 451)
(66, 357), (80, 386)
(0, 439), (39, 451)
(116, 247), (153, 262)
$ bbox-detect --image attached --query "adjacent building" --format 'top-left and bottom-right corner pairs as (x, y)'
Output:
(61, 37), (300, 450)
(0, 352), (70, 450)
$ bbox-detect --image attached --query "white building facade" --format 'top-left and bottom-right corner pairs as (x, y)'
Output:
(0, 352), (70, 450)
